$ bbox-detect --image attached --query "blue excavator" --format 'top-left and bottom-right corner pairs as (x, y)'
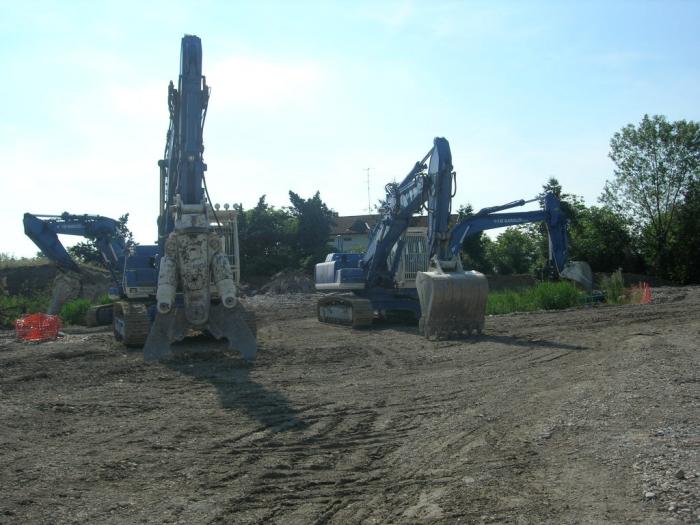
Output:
(23, 212), (128, 287)
(22, 212), (146, 324)
(315, 137), (592, 337)
(23, 35), (256, 360)
(142, 35), (255, 361)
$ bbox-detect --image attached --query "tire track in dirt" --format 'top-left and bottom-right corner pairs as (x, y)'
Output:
(1, 288), (698, 523)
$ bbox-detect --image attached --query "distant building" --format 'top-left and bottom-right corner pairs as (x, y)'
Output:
(329, 213), (459, 252)
(329, 215), (377, 252)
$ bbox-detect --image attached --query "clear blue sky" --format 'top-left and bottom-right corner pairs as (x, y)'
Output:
(2, 0), (698, 257)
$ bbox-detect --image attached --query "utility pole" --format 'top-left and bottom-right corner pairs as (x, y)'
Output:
(364, 167), (372, 214)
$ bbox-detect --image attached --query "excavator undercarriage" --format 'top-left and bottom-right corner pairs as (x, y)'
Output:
(317, 294), (374, 327)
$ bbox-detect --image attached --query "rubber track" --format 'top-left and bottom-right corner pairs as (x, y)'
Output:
(113, 302), (150, 346)
(85, 304), (114, 327)
(317, 294), (374, 328)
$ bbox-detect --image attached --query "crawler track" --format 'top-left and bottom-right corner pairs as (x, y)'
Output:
(317, 293), (374, 327)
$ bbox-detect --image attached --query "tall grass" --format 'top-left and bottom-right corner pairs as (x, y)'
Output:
(0, 294), (50, 328)
(600, 269), (626, 304)
(59, 298), (93, 325)
(1, 295), (106, 328)
(0, 255), (49, 269)
(486, 281), (583, 315)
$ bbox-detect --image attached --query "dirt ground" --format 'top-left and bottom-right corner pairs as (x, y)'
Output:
(1, 288), (698, 524)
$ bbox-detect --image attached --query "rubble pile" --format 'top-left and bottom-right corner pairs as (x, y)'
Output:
(258, 270), (315, 295)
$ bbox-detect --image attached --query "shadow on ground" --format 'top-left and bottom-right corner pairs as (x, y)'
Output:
(164, 339), (307, 432)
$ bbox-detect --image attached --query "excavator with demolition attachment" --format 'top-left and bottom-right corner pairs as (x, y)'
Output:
(23, 35), (256, 361)
(315, 137), (592, 338)
(142, 35), (255, 361)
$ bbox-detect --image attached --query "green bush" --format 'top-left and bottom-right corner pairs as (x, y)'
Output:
(531, 281), (582, 310)
(600, 269), (626, 304)
(486, 281), (583, 315)
(487, 289), (535, 315)
(0, 294), (50, 328)
(59, 298), (92, 325)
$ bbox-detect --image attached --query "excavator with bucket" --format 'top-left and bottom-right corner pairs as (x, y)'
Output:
(314, 137), (592, 338)
(22, 212), (132, 324)
(23, 35), (256, 361)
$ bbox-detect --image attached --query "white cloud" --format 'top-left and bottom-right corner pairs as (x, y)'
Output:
(207, 56), (327, 111)
(103, 54), (329, 117)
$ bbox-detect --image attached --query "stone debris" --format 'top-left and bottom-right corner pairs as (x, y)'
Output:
(258, 270), (315, 295)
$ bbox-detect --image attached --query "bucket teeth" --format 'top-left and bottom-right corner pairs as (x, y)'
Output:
(143, 303), (257, 362)
(416, 270), (488, 339)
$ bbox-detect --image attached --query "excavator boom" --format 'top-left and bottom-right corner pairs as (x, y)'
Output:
(414, 138), (489, 338)
(143, 35), (256, 361)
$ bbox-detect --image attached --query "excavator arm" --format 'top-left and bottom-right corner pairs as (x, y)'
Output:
(449, 193), (567, 273)
(448, 193), (592, 290)
(415, 138), (489, 338)
(23, 212), (126, 283)
(23, 212), (128, 319)
(143, 34), (255, 361)
(361, 144), (437, 287)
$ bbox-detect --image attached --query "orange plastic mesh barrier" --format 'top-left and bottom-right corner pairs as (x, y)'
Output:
(15, 313), (62, 342)
(629, 282), (652, 304)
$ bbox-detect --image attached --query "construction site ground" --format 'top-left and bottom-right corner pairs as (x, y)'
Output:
(1, 287), (698, 524)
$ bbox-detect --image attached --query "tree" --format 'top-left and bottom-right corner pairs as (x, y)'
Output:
(522, 177), (587, 271)
(238, 196), (296, 277)
(67, 214), (135, 267)
(570, 206), (642, 273)
(486, 227), (539, 275)
(540, 177), (586, 231)
(456, 203), (493, 273)
(67, 241), (103, 266)
(116, 213), (135, 248)
(287, 191), (337, 271)
(601, 114), (700, 275)
(666, 180), (700, 283)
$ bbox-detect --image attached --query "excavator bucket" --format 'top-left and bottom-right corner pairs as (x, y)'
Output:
(416, 270), (489, 339)
(560, 261), (593, 292)
(143, 303), (257, 362)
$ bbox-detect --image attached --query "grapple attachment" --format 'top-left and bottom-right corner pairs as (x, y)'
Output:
(416, 270), (488, 339)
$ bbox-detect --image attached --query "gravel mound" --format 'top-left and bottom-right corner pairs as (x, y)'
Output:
(258, 270), (315, 294)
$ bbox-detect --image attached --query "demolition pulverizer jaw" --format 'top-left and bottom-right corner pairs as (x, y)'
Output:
(144, 201), (256, 361)
(142, 304), (256, 362)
